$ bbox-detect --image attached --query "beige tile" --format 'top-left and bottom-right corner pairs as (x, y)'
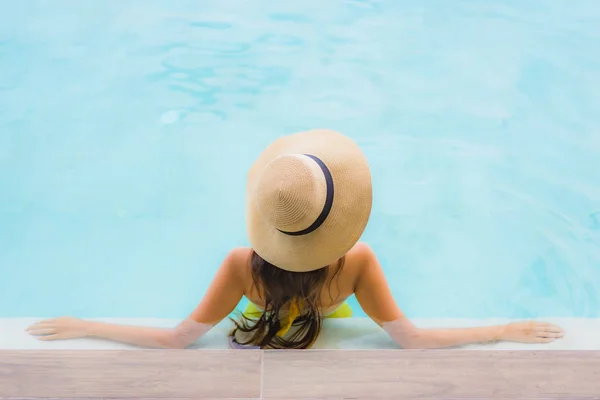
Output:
(0, 350), (261, 399)
(262, 350), (600, 399)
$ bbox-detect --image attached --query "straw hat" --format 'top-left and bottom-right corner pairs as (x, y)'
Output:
(246, 129), (372, 272)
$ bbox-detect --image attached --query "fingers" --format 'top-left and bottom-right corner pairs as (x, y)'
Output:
(27, 329), (69, 341)
(534, 322), (562, 330)
(536, 331), (563, 339)
(27, 320), (54, 328)
(26, 322), (54, 332)
(535, 327), (564, 336)
(533, 337), (556, 344)
(511, 321), (565, 344)
(532, 323), (564, 342)
(535, 324), (564, 338)
(27, 328), (56, 336)
(25, 318), (76, 342)
(26, 320), (59, 337)
(537, 325), (563, 333)
(37, 334), (66, 341)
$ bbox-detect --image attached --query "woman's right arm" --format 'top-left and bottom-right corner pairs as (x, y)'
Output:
(27, 248), (249, 349)
(352, 243), (564, 349)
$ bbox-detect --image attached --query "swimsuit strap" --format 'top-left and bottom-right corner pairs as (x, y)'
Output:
(276, 298), (303, 337)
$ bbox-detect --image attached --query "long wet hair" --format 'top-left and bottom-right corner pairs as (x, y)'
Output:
(230, 250), (344, 349)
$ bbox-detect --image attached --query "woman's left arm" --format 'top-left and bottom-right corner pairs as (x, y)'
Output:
(27, 248), (249, 349)
(352, 243), (564, 349)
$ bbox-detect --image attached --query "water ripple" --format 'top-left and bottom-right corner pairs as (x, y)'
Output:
(1, 0), (599, 319)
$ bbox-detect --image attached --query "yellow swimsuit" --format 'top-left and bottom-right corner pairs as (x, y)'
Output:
(243, 299), (353, 337)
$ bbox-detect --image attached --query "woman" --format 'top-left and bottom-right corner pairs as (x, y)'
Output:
(27, 129), (564, 349)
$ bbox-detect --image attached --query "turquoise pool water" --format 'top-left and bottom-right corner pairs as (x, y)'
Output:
(1, 0), (599, 320)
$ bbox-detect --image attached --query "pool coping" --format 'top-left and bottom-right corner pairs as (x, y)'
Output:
(4, 317), (600, 351)
(2, 349), (599, 399)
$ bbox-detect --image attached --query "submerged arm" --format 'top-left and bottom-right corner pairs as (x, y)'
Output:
(81, 317), (212, 349)
(27, 248), (248, 349)
(381, 319), (504, 349)
(352, 243), (563, 349)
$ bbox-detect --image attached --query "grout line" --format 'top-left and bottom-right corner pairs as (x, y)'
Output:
(259, 350), (265, 400)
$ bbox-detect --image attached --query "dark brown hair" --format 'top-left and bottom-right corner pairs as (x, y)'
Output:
(230, 250), (344, 349)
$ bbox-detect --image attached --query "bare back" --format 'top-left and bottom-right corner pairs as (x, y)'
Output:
(237, 243), (382, 316)
(189, 242), (404, 326)
(239, 249), (359, 314)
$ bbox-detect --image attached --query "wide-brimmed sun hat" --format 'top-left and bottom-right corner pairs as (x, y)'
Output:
(246, 129), (372, 272)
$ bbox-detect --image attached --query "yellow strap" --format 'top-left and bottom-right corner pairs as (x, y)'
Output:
(243, 301), (264, 318)
(242, 300), (353, 337)
(276, 299), (303, 337)
(324, 301), (353, 318)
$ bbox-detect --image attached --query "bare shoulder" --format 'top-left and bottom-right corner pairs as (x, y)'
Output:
(221, 247), (252, 278)
(345, 242), (376, 266)
(341, 242), (377, 278)
(225, 246), (252, 264)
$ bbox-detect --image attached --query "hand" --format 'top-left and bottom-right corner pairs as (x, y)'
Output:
(26, 317), (90, 341)
(500, 321), (564, 343)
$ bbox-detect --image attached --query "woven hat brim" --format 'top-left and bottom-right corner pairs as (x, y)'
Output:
(246, 129), (372, 272)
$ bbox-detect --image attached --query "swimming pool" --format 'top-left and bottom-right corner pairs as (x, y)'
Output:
(1, 0), (599, 332)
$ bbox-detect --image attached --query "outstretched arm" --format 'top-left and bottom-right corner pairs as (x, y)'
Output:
(27, 248), (248, 349)
(352, 243), (564, 349)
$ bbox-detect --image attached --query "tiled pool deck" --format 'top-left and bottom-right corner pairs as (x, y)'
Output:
(2, 318), (600, 398)
(2, 350), (600, 399)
